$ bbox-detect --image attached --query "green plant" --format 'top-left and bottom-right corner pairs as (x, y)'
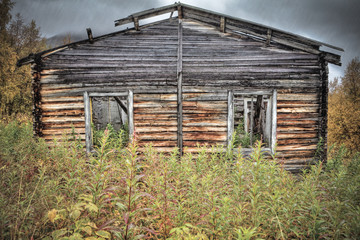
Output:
(1, 121), (360, 239)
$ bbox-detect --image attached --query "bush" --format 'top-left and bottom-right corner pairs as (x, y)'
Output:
(0, 121), (359, 239)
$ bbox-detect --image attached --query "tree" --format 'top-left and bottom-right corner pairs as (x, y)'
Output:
(328, 57), (360, 153)
(0, 0), (47, 119)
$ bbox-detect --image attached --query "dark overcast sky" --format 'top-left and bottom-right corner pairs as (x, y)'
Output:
(11, 0), (360, 81)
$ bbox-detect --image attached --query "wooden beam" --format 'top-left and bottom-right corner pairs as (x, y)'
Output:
(83, 91), (92, 152)
(234, 90), (273, 96)
(271, 89), (277, 154)
(250, 96), (254, 145)
(266, 28), (272, 46)
(177, 19), (183, 155)
(114, 3), (178, 26)
(114, 97), (128, 115)
(227, 90), (234, 146)
(86, 28), (94, 43)
(220, 16), (226, 33)
(133, 17), (139, 31)
(177, 5), (183, 19)
(128, 90), (134, 141)
(89, 92), (128, 97)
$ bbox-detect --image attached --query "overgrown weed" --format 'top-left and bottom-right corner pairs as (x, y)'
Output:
(0, 121), (359, 239)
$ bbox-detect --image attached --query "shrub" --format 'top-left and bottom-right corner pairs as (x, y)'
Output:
(0, 121), (359, 239)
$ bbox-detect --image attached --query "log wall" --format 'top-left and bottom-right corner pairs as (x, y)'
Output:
(33, 18), (327, 172)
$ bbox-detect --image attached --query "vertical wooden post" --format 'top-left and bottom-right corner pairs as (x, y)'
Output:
(177, 19), (183, 155)
(250, 96), (254, 146)
(271, 89), (277, 153)
(128, 90), (134, 141)
(319, 54), (329, 162)
(177, 5), (183, 19)
(133, 17), (139, 31)
(84, 91), (91, 153)
(227, 90), (234, 147)
(220, 17), (226, 33)
(244, 99), (248, 133)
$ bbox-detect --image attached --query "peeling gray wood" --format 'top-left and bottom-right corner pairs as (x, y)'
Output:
(227, 90), (234, 146)
(271, 89), (277, 154)
(177, 19), (183, 154)
(128, 90), (134, 141)
(83, 91), (91, 153)
(89, 92), (128, 97)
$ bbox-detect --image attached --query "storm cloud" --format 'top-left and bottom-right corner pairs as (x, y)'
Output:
(11, 0), (360, 80)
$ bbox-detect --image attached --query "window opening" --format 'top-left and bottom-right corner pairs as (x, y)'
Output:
(228, 90), (277, 152)
(84, 91), (133, 152)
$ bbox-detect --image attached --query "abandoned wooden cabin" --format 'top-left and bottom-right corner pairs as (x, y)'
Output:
(18, 3), (342, 172)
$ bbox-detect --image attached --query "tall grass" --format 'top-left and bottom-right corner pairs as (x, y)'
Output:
(0, 121), (359, 239)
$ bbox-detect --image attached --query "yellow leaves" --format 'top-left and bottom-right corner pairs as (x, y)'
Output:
(47, 209), (57, 223)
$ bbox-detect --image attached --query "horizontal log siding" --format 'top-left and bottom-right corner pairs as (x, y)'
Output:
(134, 93), (178, 151)
(35, 19), (324, 172)
(182, 20), (322, 172)
(182, 90), (228, 152)
(39, 21), (178, 143)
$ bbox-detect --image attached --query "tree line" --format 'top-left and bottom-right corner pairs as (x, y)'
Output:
(0, 0), (46, 119)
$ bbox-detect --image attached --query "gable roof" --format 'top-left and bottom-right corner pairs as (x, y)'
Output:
(18, 2), (342, 67)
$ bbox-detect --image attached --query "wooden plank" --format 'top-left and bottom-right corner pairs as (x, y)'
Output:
(277, 132), (318, 139)
(277, 93), (318, 101)
(220, 16), (226, 33)
(227, 90), (234, 146)
(83, 91), (91, 153)
(128, 90), (134, 141)
(42, 102), (84, 111)
(177, 19), (183, 154)
(183, 132), (227, 141)
(89, 92), (128, 97)
(42, 116), (85, 122)
(135, 126), (178, 133)
(114, 4), (178, 26)
(137, 132), (177, 141)
(114, 97), (128, 114)
(134, 94), (177, 101)
(271, 89), (277, 153)
(183, 126), (227, 132)
(43, 128), (86, 135)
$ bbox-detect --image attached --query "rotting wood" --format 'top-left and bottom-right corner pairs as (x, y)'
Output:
(271, 90), (277, 153)
(266, 28), (272, 46)
(177, 19), (183, 154)
(128, 90), (134, 141)
(227, 90), (234, 146)
(86, 28), (94, 43)
(220, 17), (226, 33)
(17, 7), (343, 170)
(114, 96), (128, 114)
(83, 91), (91, 152)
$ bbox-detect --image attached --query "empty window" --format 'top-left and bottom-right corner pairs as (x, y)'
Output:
(83, 91), (134, 152)
(227, 90), (277, 153)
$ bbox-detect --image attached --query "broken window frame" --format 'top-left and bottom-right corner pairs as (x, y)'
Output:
(227, 89), (277, 154)
(83, 90), (134, 152)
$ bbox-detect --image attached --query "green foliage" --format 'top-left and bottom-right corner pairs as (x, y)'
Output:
(0, 0), (47, 120)
(92, 123), (129, 150)
(1, 121), (360, 239)
(233, 119), (260, 148)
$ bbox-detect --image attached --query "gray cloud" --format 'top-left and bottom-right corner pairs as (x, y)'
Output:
(12, 0), (162, 37)
(12, 0), (360, 80)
